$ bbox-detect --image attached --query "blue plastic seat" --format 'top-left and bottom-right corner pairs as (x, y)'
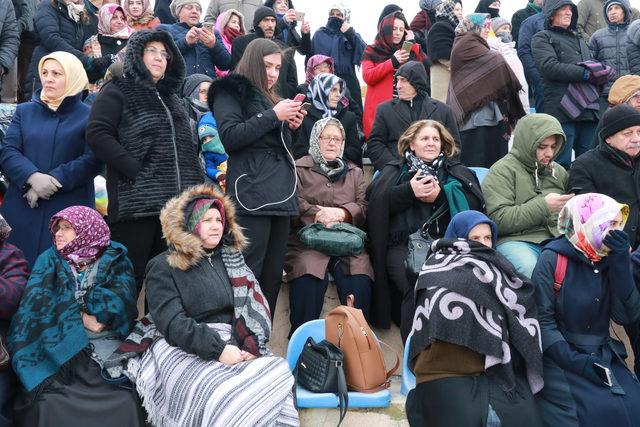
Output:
(469, 166), (490, 185)
(286, 319), (391, 408)
(400, 333), (416, 395)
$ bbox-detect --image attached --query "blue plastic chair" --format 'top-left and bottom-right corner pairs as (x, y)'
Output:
(286, 319), (391, 408)
(469, 166), (490, 185)
(400, 333), (415, 395)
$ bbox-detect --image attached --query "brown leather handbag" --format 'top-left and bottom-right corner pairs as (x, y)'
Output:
(325, 295), (400, 393)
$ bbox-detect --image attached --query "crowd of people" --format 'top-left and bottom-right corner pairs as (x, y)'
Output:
(0, 0), (638, 425)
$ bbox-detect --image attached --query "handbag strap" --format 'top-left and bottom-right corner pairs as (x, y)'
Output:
(336, 360), (349, 426)
(420, 202), (449, 236)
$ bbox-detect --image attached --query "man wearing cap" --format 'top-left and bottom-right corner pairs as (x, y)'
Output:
(230, 5), (298, 98)
(158, 0), (231, 78)
(590, 75), (640, 147)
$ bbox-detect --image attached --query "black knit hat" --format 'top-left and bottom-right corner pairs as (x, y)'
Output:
(601, 104), (640, 141)
(253, 6), (277, 29)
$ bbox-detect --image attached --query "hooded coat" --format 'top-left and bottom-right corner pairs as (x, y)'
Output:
(366, 61), (460, 172)
(569, 139), (640, 250)
(86, 29), (204, 223)
(483, 114), (569, 246)
(588, 0), (631, 96)
(627, 19), (640, 74)
(208, 73), (298, 217)
(531, 0), (597, 124)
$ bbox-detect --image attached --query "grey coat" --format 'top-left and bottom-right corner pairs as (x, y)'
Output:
(588, 0), (631, 96)
(628, 19), (640, 74)
(0, 0), (19, 78)
(11, 0), (36, 32)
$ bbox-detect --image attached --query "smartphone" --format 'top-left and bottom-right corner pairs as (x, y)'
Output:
(593, 363), (613, 387)
(300, 102), (312, 112)
(202, 21), (214, 31)
(293, 93), (306, 103)
(568, 186), (583, 195)
(402, 40), (414, 53)
(294, 11), (305, 21)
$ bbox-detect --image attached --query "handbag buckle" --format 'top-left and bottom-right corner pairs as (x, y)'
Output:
(335, 361), (343, 367)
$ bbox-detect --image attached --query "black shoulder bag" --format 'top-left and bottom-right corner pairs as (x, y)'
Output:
(405, 203), (449, 276)
(294, 337), (349, 425)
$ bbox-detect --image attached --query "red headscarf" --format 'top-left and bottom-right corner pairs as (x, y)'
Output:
(363, 11), (427, 63)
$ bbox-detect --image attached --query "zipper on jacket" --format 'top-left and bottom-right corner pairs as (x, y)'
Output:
(156, 91), (182, 192)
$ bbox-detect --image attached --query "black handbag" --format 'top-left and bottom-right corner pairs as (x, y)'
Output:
(294, 337), (349, 425)
(405, 203), (449, 276)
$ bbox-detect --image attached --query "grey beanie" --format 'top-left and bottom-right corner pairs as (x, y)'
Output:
(491, 17), (511, 33)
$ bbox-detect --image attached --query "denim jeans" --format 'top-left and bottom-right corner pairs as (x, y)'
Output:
(497, 241), (543, 278)
(556, 121), (598, 168)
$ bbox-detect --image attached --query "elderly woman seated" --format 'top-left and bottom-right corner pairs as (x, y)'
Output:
(406, 210), (544, 427)
(7, 206), (143, 427)
(141, 184), (298, 426)
(366, 119), (485, 339)
(285, 117), (373, 336)
(532, 193), (640, 426)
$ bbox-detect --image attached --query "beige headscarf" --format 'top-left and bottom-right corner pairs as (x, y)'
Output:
(38, 52), (89, 111)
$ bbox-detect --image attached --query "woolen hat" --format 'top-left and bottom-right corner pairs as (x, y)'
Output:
(169, 0), (200, 18)
(252, 6), (276, 29)
(491, 17), (511, 33)
(608, 75), (640, 105)
(600, 104), (640, 140)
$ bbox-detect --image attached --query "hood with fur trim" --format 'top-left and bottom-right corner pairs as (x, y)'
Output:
(123, 28), (185, 94)
(159, 184), (247, 270)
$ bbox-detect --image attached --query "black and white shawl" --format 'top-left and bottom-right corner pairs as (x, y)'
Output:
(408, 238), (544, 394)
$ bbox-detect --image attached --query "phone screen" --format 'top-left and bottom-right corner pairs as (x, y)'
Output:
(293, 93), (306, 103)
(402, 41), (414, 53)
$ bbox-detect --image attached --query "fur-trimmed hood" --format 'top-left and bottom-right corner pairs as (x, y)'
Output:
(123, 28), (185, 94)
(159, 184), (247, 270)
(207, 73), (261, 113)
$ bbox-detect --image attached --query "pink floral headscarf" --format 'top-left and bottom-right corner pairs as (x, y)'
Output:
(98, 4), (135, 38)
(305, 55), (335, 84)
(558, 193), (629, 262)
(49, 206), (111, 269)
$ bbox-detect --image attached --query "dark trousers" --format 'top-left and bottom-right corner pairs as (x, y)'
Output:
(288, 258), (372, 336)
(386, 244), (417, 342)
(556, 121), (597, 169)
(460, 123), (509, 169)
(17, 32), (36, 103)
(109, 216), (166, 295)
(531, 78), (544, 113)
(236, 215), (290, 316)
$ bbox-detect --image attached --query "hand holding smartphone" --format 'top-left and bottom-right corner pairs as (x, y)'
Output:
(401, 40), (414, 53)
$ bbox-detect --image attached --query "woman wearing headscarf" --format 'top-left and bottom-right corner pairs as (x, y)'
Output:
(426, 0), (463, 102)
(7, 206), (143, 427)
(448, 13), (525, 168)
(0, 215), (28, 427)
(293, 73), (362, 166)
(141, 184), (298, 426)
(406, 210), (544, 426)
(86, 29), (203, 294)
(286, 118), (372, 336)
(366, 119), (484, 339)
(87, 4), (135, 81)
(475, 0), (500, 18)
(532, 193), (640, 426)
(362, 10), (427, 137)
(0, 51), (102, 268)
(121, 0), (160, 31)
(214, 9), (245, 77)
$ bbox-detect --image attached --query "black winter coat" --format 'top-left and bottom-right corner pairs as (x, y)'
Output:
(365, 158), (485, 328)
(531, 0), (597, 123)
(511, 3), (539, 47)
(366, 96), (460, 171)
(230, 28), (298, 99)
(86, 29), (203, 222)
(293, 105), (362, 167)
(569, 143), (640, 249)
(426, 18), (455, 62)
(208, 73), (298, 216)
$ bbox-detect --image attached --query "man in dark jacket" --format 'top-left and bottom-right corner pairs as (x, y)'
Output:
(518, 12), (545, 113)
(231, 6), (298, 99)
(532, 0), (599, 168)
(569, 104), (640, 375)
(158, 0), (231, 78)
(512, 0), (543, 47)
(366, 61), (459, 172)
(0, 0), (19, 100)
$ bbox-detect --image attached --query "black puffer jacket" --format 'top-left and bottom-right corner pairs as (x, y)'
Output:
(569, 142), (640, 249)
(532, 0), (597, 123)
(86, 29), (203, 222)
(208, 73), (298, 216)
(366, 61), (460, 171)
(628, 19), (640, 74)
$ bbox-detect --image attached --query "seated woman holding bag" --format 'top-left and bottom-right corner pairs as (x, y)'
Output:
(285, 117), (373, 337)
(406, 210), (545, 427)
(7, 206), (143, 427)
(366, 119), (485, 340)
(141, 184), (299, 426)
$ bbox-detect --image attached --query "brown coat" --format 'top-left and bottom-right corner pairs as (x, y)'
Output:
(285, 156), (374, 282)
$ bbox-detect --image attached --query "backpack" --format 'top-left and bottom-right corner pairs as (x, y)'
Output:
(325, 295), (400, 392)
(553, 253), (568, 300)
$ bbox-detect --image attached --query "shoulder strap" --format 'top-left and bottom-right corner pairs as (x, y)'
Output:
(553, 254), (568, 300)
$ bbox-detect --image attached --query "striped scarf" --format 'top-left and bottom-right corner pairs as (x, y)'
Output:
(308, 73), (345, 118)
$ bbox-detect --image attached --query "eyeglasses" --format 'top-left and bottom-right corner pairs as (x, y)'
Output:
(319, 135), (343, 144)
(144, 47), (171, 61)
